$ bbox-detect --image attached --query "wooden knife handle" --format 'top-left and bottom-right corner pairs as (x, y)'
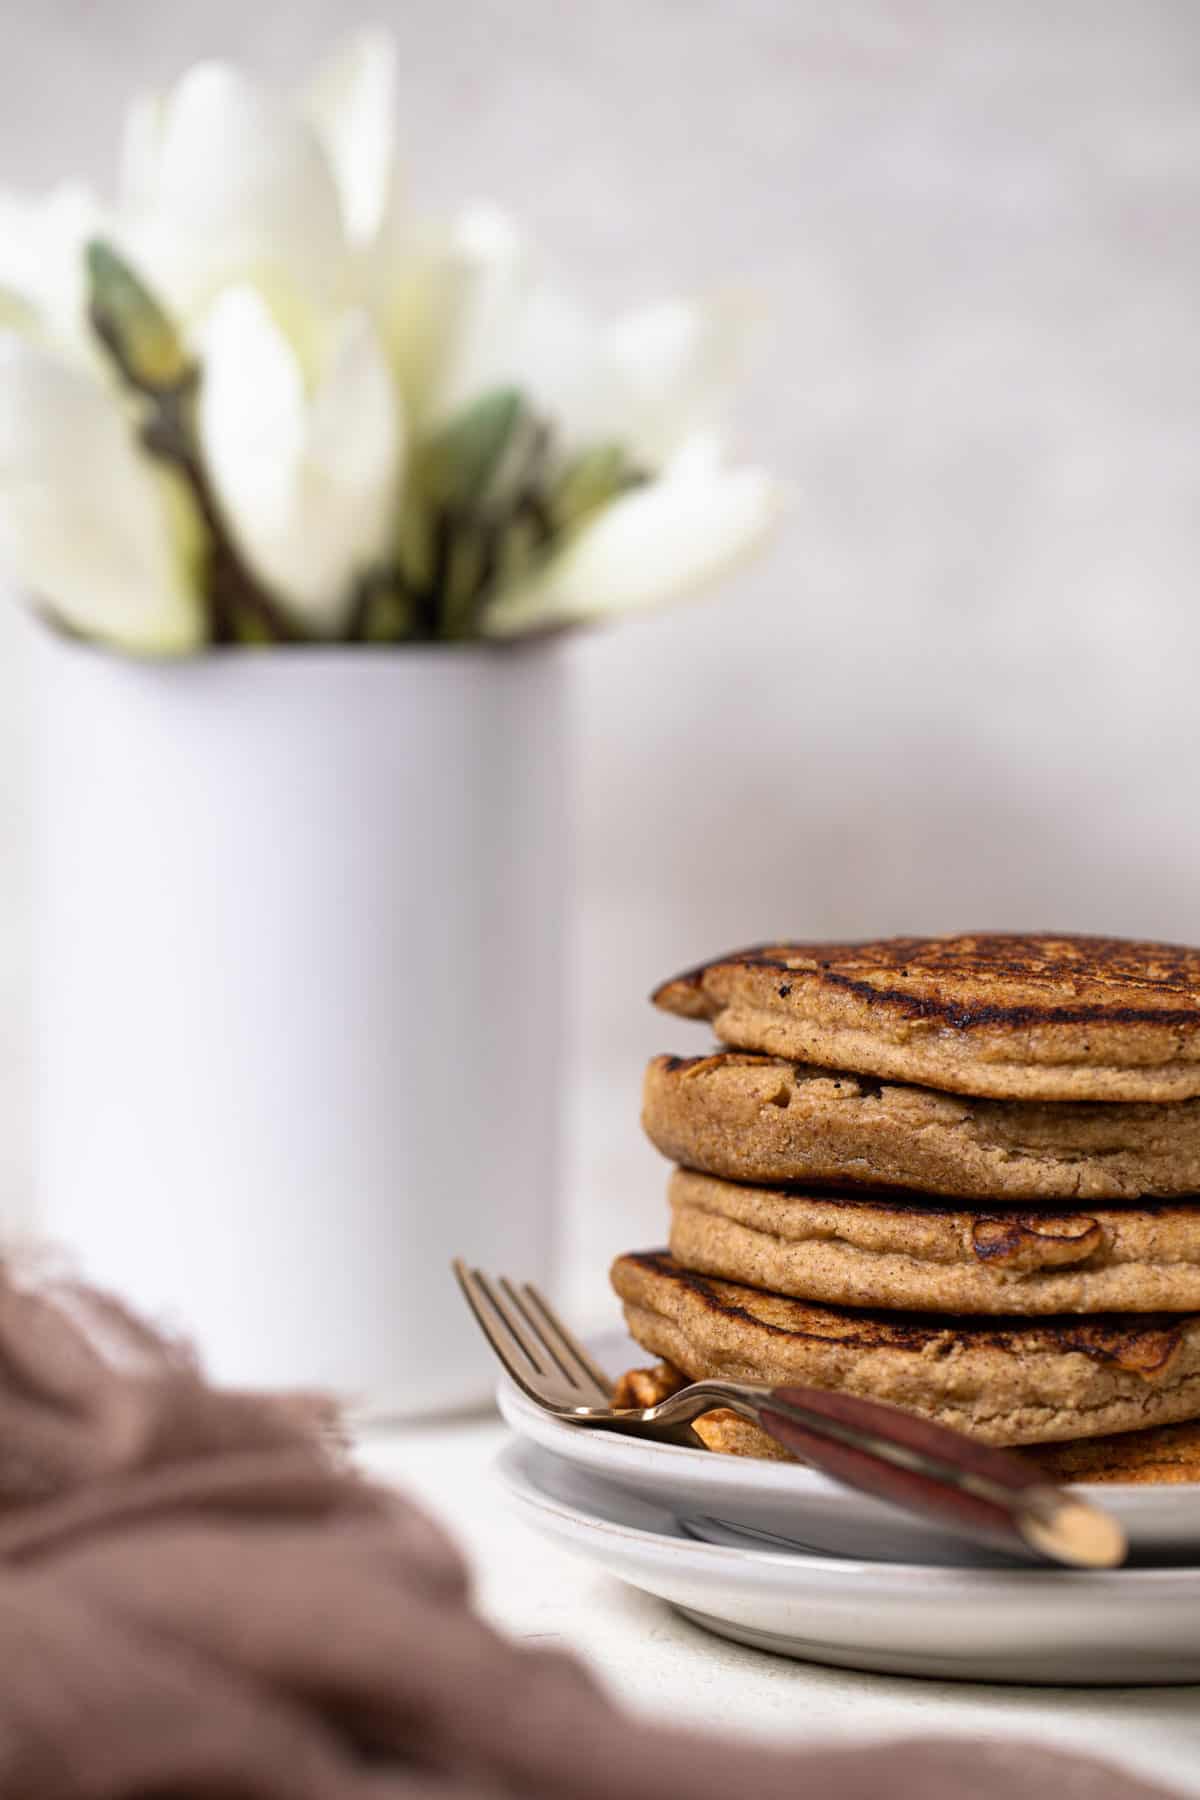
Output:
(752, 1384), (1124, 1568)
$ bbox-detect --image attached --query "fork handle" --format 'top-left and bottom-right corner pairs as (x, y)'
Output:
(721, 1383), (1124, 1569)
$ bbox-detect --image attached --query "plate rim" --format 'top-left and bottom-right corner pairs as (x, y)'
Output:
(496, 1437), (1199, 1591)
(497, 1365), (1200, 1508)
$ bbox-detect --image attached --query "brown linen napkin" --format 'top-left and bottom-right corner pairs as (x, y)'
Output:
(0, 1258), (1177, 1800)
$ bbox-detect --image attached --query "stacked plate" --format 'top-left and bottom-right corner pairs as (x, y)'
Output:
(496, 1332), (1200, 1686)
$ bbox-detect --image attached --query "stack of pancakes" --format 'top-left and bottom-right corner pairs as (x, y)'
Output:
(611, 934), (1200, 1482)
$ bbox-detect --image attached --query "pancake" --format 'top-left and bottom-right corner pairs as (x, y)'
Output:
(667, 1168), (1200, 1315)
(610, 1251), (1200, 1446)
(1032, 1419), (1200, 1484)
(613, 1360), (1200, 1481)
(643, 1051), (1200, 1201)
(653, 934), (1200, 1102)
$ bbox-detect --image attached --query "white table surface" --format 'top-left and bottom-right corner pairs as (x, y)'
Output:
(360, 1411), (1200, 1797)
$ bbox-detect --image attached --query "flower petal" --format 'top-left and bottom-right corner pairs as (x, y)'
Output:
(422, 207), (621, 445)
(117, 88), (166, 217)
(608, 294), (753, 464)
(0, 335), (202, 653)
(481, 440), (779, 637)
(198, 286), (307, 589)
(499, 283), (608, 440)
(308, 308), (404, 496)
(198, 290), (401, 632)
(0, 182), (106, 351)
(304, 29), (399, 247)
(419, 206), (528, 421)
(413, 213), (756, 468)
(126, 62), (347, 321)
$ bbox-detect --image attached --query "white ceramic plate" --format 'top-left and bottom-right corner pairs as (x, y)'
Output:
(497, 1332), (1200, 1566)
(498, 1437), (1200, 1684)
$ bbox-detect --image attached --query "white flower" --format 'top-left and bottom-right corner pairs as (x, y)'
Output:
(119, 62), (349, 329)
(114, 39), (407, 631)
(119, 33), (402, 330)
(483, 436), (777, 637)
(0, 334), (203, 654)
(419, 208), (747, 452)
(0, 182), (105, 352)
(410, 208), (778, 636)
(304, 29), (402, 254)
(0, 33), (777, 650)
(198, 287), (402, 634)
(604, 298), (752, 467)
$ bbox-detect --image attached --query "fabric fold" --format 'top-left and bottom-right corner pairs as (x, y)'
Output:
(0, 1256), (1175, 1800)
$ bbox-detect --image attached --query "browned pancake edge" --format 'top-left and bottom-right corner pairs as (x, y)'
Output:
(652, 934), (1200, 1101)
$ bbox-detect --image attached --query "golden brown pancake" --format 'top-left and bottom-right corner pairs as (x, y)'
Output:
(653, 934), (1200, 1102)
(667, 1167), (1200, 1315)
(1032, 1418), (1200, 1484)
(643, 1051), (1200, 1200)
(613, 1359), (1200, 1481)
(610, 1250), (1200, 1446)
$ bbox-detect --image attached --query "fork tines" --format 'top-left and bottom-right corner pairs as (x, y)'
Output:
(452, 1262), (613, 1408)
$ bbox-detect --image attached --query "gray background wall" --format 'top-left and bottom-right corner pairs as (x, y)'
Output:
(1, 1), (1198, 1317)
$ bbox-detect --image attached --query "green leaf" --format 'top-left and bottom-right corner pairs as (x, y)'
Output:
(416, 387), (542, 515)
(395, 492), (435, 593)
(86, 239), (194, 395)
(362, 578), (418, 643)
(492, 512), (544, 593)
(546, 443), (643, 534)
(229, 606), (276, 646)
(406, 393), (647, 637)
(437, 523), (492, 639)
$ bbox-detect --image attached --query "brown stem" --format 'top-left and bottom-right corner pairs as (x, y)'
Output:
(141, 397), (296, 645)
(344, 563), (422, 643)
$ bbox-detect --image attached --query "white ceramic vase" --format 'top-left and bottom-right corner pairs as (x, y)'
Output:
(33, 634), (567, 1414)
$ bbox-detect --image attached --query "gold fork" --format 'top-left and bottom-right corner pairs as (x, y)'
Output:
(453, 1260), (1126, 1571)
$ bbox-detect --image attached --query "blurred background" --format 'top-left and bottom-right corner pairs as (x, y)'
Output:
(0, 0), (1197, 1319)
